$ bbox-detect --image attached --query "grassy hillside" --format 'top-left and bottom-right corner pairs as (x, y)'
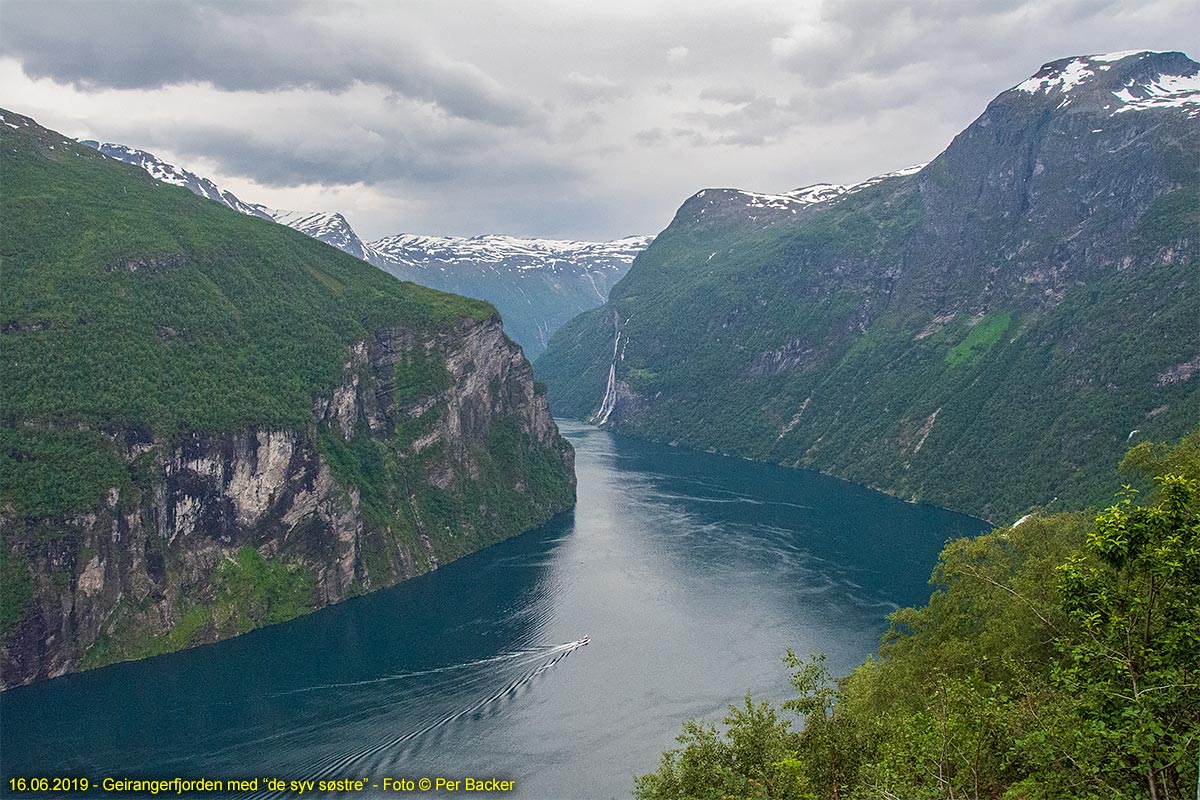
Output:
(1, 111), (489, 439)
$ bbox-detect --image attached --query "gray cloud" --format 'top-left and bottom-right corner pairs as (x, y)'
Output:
(698, 85), (761, 105)
(0, 0), (534, 126)
(1, 0), (1196, 241)
(561, 72), (628, 103)
(164, 124), (582, 189)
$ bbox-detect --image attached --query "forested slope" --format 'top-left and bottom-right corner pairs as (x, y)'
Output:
(0, 110), (575, 687)
(538, 51), (1200, 522)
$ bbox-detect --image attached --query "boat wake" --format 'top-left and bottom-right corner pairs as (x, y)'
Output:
(237, 638), (591, 799)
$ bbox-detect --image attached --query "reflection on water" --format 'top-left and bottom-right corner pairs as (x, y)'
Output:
(1, 421), (987, 798)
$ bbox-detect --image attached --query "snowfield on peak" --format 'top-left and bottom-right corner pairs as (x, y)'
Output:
(1087, 50), (1166, 62)
(364, 233), (653, 355)
(1112, 71), (1200, 118)
(261, 208), (368, 259)
(367, 233), (651, 274)
(722, 163), (931, 217)
(84, 141), (271, 220)
(1017, 57), (1098, 94)
(1011, 50), (1200, 117)
(844, 163), (928, 193)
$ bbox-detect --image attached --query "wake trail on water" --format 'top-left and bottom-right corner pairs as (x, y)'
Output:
(157, 648), (564, 770)
(270, 644), (566, 697)
(239, 639), (588, 800)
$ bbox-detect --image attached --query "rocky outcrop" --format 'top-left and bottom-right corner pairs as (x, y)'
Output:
(1, 315), (574, 689)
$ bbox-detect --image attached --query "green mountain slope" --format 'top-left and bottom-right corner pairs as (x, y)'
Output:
(537, 51), (1200, 522)
(0, 110), (575, 687)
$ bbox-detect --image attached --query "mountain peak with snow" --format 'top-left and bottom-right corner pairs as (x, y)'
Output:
(80, 137), (652, 356)
(80, 140), (372, 258)
(83, 141), (272, 220)
(260, 208), (370, 260)
(682, 162), (933, 229)
(1008, 50), (1200, 117)
(367, 232), (651, 274)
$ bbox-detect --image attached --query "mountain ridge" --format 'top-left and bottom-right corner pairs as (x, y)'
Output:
(536, 49), (1200, 522)
(80, 140), (651, 356)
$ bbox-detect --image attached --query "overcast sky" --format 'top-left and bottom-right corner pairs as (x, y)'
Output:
(2, 0), (1197, 241)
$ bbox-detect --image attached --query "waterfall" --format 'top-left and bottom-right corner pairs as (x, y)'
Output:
(590, 312), (622, 426)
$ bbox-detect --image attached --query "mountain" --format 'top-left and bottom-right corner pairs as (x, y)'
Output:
(269, 209), (371, 260)
(1, 110), (575, 688)
(536, 50), (1200, 522)
(80, 140), (274, 220)
(366, 234), (652, 356)
(83, 141), (374, 258)
(82, 141), (650, 356)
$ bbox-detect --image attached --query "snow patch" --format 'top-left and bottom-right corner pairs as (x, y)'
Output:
(1016, 58), (1095, 94)
(370, 232), (652, 275)
(1112, 71), (1200, 118)
(1088, 50), (1159, 63)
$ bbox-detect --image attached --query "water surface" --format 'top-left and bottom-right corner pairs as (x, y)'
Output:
(1, 421), (987, 798)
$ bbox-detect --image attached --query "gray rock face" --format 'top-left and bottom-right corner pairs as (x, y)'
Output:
(1, 316), (573, 688)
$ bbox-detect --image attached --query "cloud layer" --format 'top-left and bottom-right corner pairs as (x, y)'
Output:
(2, 0), (1196, 240)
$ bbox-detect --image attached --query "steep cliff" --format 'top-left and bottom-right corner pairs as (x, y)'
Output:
(0, 111), (575, 688)
(537, 51), (1200, 521)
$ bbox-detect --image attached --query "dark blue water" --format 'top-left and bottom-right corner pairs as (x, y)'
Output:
(0, 421), (987, 798)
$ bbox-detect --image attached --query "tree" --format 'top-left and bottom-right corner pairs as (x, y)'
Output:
(1054, 475), (1200, 799)
(635, 432), (1200, 800)
(633, 692), (808, 800)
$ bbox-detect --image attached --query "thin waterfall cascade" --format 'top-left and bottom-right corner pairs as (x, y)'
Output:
(590, 312), (626, 426)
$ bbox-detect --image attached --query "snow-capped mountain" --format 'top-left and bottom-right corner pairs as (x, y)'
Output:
(728, 165), (929, 216)
(365, 234), (652, 355)
(367, 234), (650, 302)
(83, 139), (651, 355)
(536, 49), (1200, 523)
(83, 141), (272, 220)
(82, 141), (374, 259)
(685, 51), (1198, 226)
(369, 233), (650, 278)
(265, 209), (370, 260)
(1012, 50), (1200, 116)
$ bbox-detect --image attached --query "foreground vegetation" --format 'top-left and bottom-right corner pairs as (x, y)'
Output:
(636, 431), (1200, 799)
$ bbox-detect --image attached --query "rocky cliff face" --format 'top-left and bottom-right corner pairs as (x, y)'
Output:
(2, 311), (573, 689)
